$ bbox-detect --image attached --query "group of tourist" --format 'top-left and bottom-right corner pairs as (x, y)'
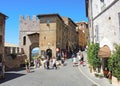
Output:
(25, 54), (66, 73)
(24, 49), (85, 73)
(33, 56), (59, 70)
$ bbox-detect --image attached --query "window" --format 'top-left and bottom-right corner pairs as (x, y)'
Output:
(0, 54), (2, 62)
(0, 25), (2, 32)
(23, 36), (26, 45)
(46, 20), (50, 26)
(0, 35), (2, 44)
(95, 25), (99, 43)
(118, 12), (120, 39)
(100, 0), (106, 11)
(100, 0), (104, 3)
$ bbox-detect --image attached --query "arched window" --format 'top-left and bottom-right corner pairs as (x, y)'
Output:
(23, 36), (26, 45)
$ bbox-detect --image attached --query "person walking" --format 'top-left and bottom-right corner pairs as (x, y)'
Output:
(52, 56), (57, 69)
(46, 55), (50, 69)
(0, 58), (4, 79)
(77, 52), (81, 65)
(72, 53), (77, 67)
(25, 59), (30, 73)
(80, 52), (84, 65)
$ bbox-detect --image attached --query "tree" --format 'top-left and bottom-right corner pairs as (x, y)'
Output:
(87, 43), (100, 71)
(108, 44), (120, 80)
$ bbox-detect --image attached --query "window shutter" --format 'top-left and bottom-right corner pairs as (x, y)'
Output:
(118, 12), (120, 39)
(95, 25), (99, 43)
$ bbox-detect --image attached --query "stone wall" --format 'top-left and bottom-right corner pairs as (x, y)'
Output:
(4, 45), (27, 70)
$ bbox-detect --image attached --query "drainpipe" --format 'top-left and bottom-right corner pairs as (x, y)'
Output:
(88, 0), (94, 44)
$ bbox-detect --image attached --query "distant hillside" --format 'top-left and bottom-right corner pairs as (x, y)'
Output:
(32, 50), (39, 57)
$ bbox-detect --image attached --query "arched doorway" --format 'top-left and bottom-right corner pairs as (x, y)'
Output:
(31, 47), (39, 61)
(98, 45), (111, 77)
(30, 43), (39, 65)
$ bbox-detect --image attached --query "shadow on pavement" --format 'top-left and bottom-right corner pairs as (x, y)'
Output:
(0, 72), (25, 84)
(6, 67), (26, 72)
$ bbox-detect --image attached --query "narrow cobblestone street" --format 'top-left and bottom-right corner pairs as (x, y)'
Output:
(0, 52), (113, 86)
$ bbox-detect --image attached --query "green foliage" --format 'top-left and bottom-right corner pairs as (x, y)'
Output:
(108, 45), (120, 80)
(94, 73), (104, 78)
(87, 43), (100, 69)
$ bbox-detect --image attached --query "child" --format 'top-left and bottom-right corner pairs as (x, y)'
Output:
(25, 59), (30, 73)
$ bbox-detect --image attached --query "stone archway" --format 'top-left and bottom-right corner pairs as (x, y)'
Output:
(19, 32), (39, 62)
(30, 42), (39, 61)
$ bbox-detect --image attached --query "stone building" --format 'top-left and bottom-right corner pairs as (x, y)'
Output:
(19, 13), (78, 61)
(0, 12), (8, 78)
(86, 0), (120, 49)
(86, 0), (120, 85)
(37, 14), (78, 57)
(61, 17), (78, 52)
(19, 15), (40, 61)
(76, 22), (88, 51)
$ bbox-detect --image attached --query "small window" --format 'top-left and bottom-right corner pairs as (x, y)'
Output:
(0, 35), (2, 44)
(0, 25), (2, 31)
(118, 12), (120, 39)
(100, 0), (104, 3)
(0, 54), (2, 62)
(46, 20), (50, 26)
(95, 25), (99, 43)
(23, 36), (26, 45)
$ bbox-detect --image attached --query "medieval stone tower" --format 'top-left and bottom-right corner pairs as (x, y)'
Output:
(19, 15), (40, 60)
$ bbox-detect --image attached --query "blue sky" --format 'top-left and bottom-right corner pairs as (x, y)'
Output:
(0, 0), (88, 45)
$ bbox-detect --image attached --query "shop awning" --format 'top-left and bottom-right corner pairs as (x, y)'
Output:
(98, 46), (111, 58)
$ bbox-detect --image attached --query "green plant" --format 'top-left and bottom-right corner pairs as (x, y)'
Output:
(98, 74), (104, 78)
(94, 73), (104, 78)
(94, 73), (99, 77)
(108, 44), (120, 80)
(87, 43), (100, 71)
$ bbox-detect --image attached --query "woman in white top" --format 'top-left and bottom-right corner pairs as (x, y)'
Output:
(72, 54), (77, 67)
